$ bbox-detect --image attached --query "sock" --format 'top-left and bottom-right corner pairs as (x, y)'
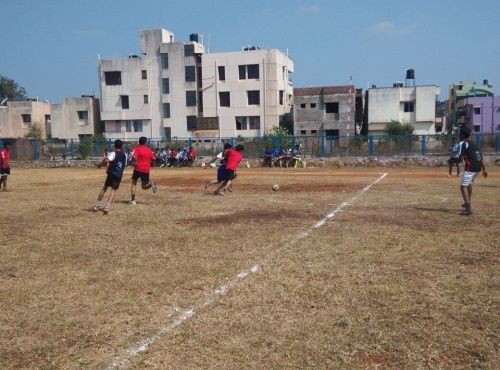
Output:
(95, 200), (100, 207)
(105, 202), (111, 209)
(131, 194), (136, 201)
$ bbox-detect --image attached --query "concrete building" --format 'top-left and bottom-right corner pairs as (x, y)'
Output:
(448, 80), (494, 131)
(459, 96), (500, 134)
(293, 86), (357, 137)
(201, 48), (294, 137)
(0, 100), (51, 139)
(365, 84), (440, 135)
(50, 96), (101, 140)
(99, 29), (204, 140)
(99, 28), (294, 139)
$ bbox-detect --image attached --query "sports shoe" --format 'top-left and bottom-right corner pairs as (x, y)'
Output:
(463, 203), (472, 215)
(130, 200), (137, 205)
(93, 206), (100, 212)
(214, 190), (225, 196)
(103, 207), (109, 215)
(152, 183), (158, 193)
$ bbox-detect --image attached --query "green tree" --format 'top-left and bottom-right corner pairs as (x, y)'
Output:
(385, 120), (414, 135)
(25, 121), (43, 140)
(0, 75), (27, 101)
(279, 113), (293, 135)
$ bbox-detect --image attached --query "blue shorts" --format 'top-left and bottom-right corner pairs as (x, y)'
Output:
(217, 165), (228, 182)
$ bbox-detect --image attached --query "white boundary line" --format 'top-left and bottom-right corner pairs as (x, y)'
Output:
(104, 172), (388, 370)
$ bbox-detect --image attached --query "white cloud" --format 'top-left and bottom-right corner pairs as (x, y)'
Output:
(299, 5), (321, 13)
(368, 21), (416, 35)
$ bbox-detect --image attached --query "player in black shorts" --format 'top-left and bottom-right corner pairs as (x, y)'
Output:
(94, 140), (127, 214)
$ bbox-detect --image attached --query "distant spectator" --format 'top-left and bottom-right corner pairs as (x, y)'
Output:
(177, 148), (188, 167)
(447, 137), (462, 177)
(187, 147), (197, 167)
(167, 148), (178, 167)
(263, 147), (273, 167)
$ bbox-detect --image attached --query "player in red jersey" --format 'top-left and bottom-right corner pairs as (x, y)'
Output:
(0, 142), (11, 191)
(130, 136), (157, 205)
(214, 144), (244, 195)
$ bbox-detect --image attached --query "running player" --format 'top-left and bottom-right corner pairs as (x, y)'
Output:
(0, 142), (11, 192)
(458, 128), (487, 215)
(130, 136), (157, 205)
(214, 144), (244, 195)
(94, 140), (127, 214)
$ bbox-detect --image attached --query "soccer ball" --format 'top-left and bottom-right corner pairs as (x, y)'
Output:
(272, 184), (280, 191)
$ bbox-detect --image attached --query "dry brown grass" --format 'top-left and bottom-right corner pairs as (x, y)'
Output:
(0, 166), (498, 369)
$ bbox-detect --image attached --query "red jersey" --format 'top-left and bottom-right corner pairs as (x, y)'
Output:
(0, 148), (10, 169)
(133, 144), (155, 173)
(225, 149), (243, 171)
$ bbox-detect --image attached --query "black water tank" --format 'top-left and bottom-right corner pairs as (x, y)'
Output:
(406, 69), (415, 79)
(189, 33), (199, 42)
(483, 79), (489, 85)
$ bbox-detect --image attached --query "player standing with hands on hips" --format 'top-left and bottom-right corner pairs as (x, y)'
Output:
(458, 128), (487, 215)
(130, 136), (157, 205)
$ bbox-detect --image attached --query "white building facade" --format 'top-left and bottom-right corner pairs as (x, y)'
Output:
(50, 97), (101, 140)
(0, 101), (51, 139)
(201, 49), (294, 137)
(98, 29), (294, 139)
(367, 85), (440, 135)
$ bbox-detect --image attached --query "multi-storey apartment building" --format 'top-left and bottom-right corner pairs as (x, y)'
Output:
(50, 96), (101, 140)
(99, 28), (204, 140)
(0, 100), (51, 139)
(98, 28), (294, 139)
(458, 96), (500, 134)
(293, 86), (357, 137)
(201, 48), (294, 137)
(366, 84), (440, 135)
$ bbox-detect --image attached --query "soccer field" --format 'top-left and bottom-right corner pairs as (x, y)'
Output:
(1, 166), (499, 369)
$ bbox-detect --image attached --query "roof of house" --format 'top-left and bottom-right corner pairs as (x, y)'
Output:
(294, 85), (357, 96)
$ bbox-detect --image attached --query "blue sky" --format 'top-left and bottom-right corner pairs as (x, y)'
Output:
(1, 0), (499, 102)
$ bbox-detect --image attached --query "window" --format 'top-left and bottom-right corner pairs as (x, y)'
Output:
(300, 103), (306, 109)
(247, 64), (259, 79)
(115, 120), (121, 133)
(300, 130), (306, 135)
(239, 65), (246, 80)
(186, 91), (197, 107)
(144, 95), (148, 104)
(187, 115), (196, 131)
(219, 92), (230, 107)
(310, 103), (316, 108)
(236, 116), (247, 130)
(185, 66), (196, 82)
(133, 120), (143, 132)
(126, 121), (132, 132)
(238, 64), (259, 79)
(474, 107), (481, 115)
(141, 70), (147, 80)
(279, 90), (284, 105)
(77, 111), (88, 120)
(473, 125), (481, 132)
(21, 114), (31, 123)
(247, 90), (260, 105)
(325, 102), (339, 113)
(235, 116), (260, 130)
(163, 103), (170, 118)
(104, 71), (121, 85)
(121, 95), (129, 109)
(161, 53), (169, 69)
(184, 44), (194, 57)
(218, 66), (225, 81)
(403, 102), (415, 113)
(248, 116), (260, 130)
(162, 78), (170, 94)
(311, 130), (317, 134)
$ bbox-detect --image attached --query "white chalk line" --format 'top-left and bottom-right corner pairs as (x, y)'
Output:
(104, 172), (388, 370)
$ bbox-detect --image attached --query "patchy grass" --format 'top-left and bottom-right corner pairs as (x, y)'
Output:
(0, 166), (498, 369)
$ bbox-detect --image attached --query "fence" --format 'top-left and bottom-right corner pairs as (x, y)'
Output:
(1, 133), (499, 161)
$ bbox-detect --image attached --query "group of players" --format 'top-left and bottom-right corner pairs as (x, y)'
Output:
(0, 128), (488, 216)
(94, 137), (244, 214)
